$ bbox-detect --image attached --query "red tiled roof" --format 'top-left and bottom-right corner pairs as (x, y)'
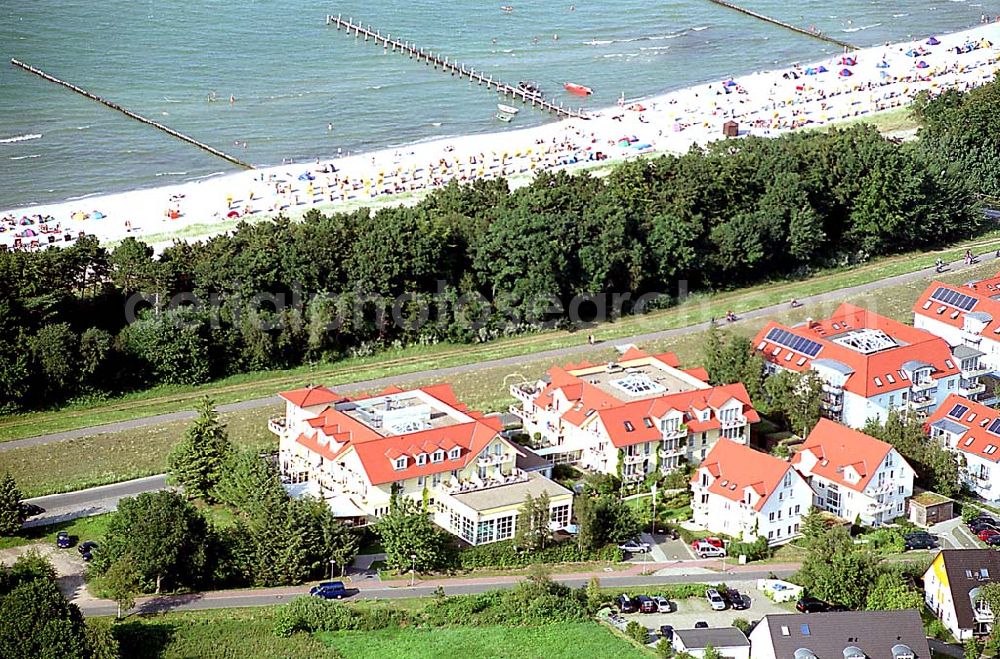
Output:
(692, 441), (796, 511)
(278, 385), (344, 408)
(792, 418), (894, 492)
(352, 417), (503, 485)
(753, 303), (960, 398)
(913, 276), (1000, 336)
(683, 366), (710, 382)
(926, 394), (1000, 463)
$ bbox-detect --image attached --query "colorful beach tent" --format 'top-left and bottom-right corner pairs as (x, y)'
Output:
(839, 68), (853, 77)
(916, 60), (929, 69)
(723, 80), (737, 87)
(906, 49), (919, 57)
(804, 67), (818, 75)
(839, 56), (856, 66)
(876, 60), (890, 68)
(926, 36), (941, 45)
(92, 211), (106, 220)
(817, 65), (828, 73)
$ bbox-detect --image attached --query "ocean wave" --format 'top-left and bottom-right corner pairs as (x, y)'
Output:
(585, 29), (693, 46)
(162, 97), (183, 103)
(185, 171), (227, 182)
(691, 26), (710, 31)
(367, 84), (385, 90)
(76, 125), (91, 130)
(155, 171), (188, 177)
(0, 133), (41, 144)
(640, 45), (671, 52)
(431, 122), (442, 126)
(9, 154), (41, 161)
(65, 192), (103, 201)
(842, 22), (882, 33)
(892, 13), (909, 17)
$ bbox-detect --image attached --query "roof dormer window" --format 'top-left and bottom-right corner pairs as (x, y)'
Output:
(394, 456), (408, 470)
(432, 450), (444, 463)
(416, 453), (427, 466)
(449, 447), (461, 460)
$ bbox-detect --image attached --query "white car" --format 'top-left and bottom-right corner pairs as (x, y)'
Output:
(654, 596), (671, 612)
(692, 542), (726, 559)
(706, 588), (727, 611)
(618, 539), (651, 554)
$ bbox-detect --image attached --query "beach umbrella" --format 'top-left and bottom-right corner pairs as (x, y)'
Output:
(723, 79), (737, 87)
(92, 211), (105, 220)
(817, 65), (828, 73)
(906, 49), (919, 57)
(916, 60), (929, 69)
(805, 67), (818, 75)
(839, 68), (853, 77)
(926, 36), (941, 45)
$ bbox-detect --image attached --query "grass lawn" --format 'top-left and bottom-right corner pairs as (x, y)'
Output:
(318, 622), (648, 659)
(0, 513), (111, 551)
(6, 246), (1000, 498)
(3, 231), (1000, 446)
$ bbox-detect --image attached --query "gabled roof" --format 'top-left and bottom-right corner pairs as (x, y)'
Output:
(754, 610), (931, 658)
(278, 385), (344, 408)
(926, 394), (1000, 463)
(692, 440), (796, 511)
(753, 303), (960, 398)
(793, 418), (898, 492)
(913, 275), (1000, 337)
(931, 549), (1000, 631)
(351, 416), (503, 485)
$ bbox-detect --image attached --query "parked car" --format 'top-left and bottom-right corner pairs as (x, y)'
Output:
(653, 596), (671, 612)
(722, 588), (749, 610)
(56, 531), (71, 549)
(692, 541), (726, 559)
(706, 588), (727, 611)
(659, 625), (674, 643)
(78, 541), (98, 561)
(904, 530), (936, 540)
(796, 596), (830, 613)
(691, 537), (724, 550)
(694, 621), (709, 629)
(636, 595), (657, 613)
(968, 515), (996, 529)
(905, 535), (938, 550)
(616, 594), (637, 613)
(20, 503), (44, 518)
(309, 581), (349, 600)
(618, 539), (651, 554)
(979, 529), (1000, 542)
(970, 520), (998, 533)
(986, 534), (1000, 547)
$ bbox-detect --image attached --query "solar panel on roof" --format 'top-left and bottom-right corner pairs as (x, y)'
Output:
(930, 286), (977, 311)
(765, 327), (823, 358)
(988, 418), (1000, 436)
(948, 404), (970, 419)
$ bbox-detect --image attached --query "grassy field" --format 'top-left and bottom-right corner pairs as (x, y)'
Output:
(2, 231), (1000, 446)
(110, 606), (648, 659)
(318, 622), (648, 659)
(0, 513), (111, 551)
(4, 244), (1000, 497)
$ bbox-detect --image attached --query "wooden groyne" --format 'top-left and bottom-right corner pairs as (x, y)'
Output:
(10, 59), (254, 170)
(326, 15), (589, 120)
(703, 0), (857, 50)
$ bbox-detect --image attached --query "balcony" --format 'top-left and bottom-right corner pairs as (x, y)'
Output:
(907, 395), (936, 411)
(509, 383), (540, 404)
(507, 405), (533, 423)
(659, 446), (685, 459)
(477, 452), (509, 467)
(268, 416), (287, 436)
(439, 468), (530, 495)
(720, 416), (747, 429)
(960, 381), (987, 397)
(822, 382), (844, 394)
(821, 398), (843, 412)
(867, 500), (893, 513)
(622, 452), (648, 465)
(911, 379), (937, 392)
(662, 424), (687, 439)
(961, 363), (991, 378)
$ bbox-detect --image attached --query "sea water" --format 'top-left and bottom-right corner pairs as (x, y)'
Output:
(0, 0), (990, 209)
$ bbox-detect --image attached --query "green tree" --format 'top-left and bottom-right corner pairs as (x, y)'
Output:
(93, 490), (210, 593)
(625, 620), (649, 644)
(375, 498), (451, 573)
(515, 492), (552, 552)
(102, 558), (141, 619)
(765, 369), (823, 435)
(864, 572), (923, 611)
(586, 576), (604, 612)
(975, 582), (1000, 650)
(0, 470), (25, 535)
(732, 618), (751, 635)
(213, 449), (286, 520)
(794, 526), (877, 609)
(29, 323), (79, 398)
(168, 397), (232, 501)
(702, 645), (722, 659)
(0, 578), (90, 659)
(864, 410), (959, 496)
(799, 507), (828, 543)
(576, 493), (641, 552)
(964, 637), (984, 659)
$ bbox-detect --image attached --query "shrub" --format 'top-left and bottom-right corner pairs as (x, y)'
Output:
(625, 620), (649, 644)
(732, 618), (751, 635)
(926, 617), (950, 641)
(862, 528), (905, 555)
(272, 596), (366, 636)
(656, 638), (675, 657)
(729, 537), (770, 562)
(456, 539), (621, 570)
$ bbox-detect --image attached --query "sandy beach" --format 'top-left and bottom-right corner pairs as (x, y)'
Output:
(3, 22), (999, 252)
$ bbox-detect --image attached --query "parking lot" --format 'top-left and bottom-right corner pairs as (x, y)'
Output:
(609, 579), (793, 637)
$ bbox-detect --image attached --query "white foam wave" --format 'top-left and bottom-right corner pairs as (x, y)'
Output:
(185, 171), (226, 182)
(65, 192), (103, 201)
(640, 45), (671, 52)
(76, 125), (91, 130)
(691, 26), (710, 31)
(842, 22), (882, 33)
(9, 154), (41, 161)
(155, 171), (188, 177)
(0, 133), (41, 144)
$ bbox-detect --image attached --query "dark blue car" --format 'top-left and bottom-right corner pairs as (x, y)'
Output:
(309, 581), (348, 599)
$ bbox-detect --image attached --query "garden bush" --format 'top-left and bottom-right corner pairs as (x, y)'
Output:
(272, 596), (368, 637)
(456, 539), (621, 569)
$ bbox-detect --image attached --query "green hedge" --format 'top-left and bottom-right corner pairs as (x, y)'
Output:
(457, 540), (622, 570)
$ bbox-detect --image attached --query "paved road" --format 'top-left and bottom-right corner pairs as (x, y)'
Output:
(22, 475), (170, 528)
(77, 566), (797, 617)
(3, 247), (999, 456)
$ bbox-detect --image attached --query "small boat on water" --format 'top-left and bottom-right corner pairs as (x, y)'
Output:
(496, 103), (519, 122)
(518, 81), (544, 99)
(564, 82), (592, 96)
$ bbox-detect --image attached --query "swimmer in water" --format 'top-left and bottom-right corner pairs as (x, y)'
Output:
(328, 123), (333, 131)
(230, 94), (236, 104)
(553, 33), (558, 40)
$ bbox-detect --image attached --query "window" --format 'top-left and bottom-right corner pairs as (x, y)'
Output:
(794, 504), (801, 514)
(416, 453), (427, 466)
(476, 519), (495, 545)
(643, 417), (654, 428)
(497, 515), (515, 541)
(432, 473), (442, 486)
(432, 450), (444, 463)
(493, 443), (502, 456)
(417, 476), (425, 486)
(394, 456), (407, 470)
(768, 531), (774, 540)
(449, 447), (461, 460)
(550, 504), (570, 528)
(624, 421), (634, 432)
(769, 512), (775, 522)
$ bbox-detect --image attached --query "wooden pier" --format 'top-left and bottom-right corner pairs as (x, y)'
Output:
(326, 15), (589, 120)
(703, 0), (857, 50)
(10, 59), (255, 170)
